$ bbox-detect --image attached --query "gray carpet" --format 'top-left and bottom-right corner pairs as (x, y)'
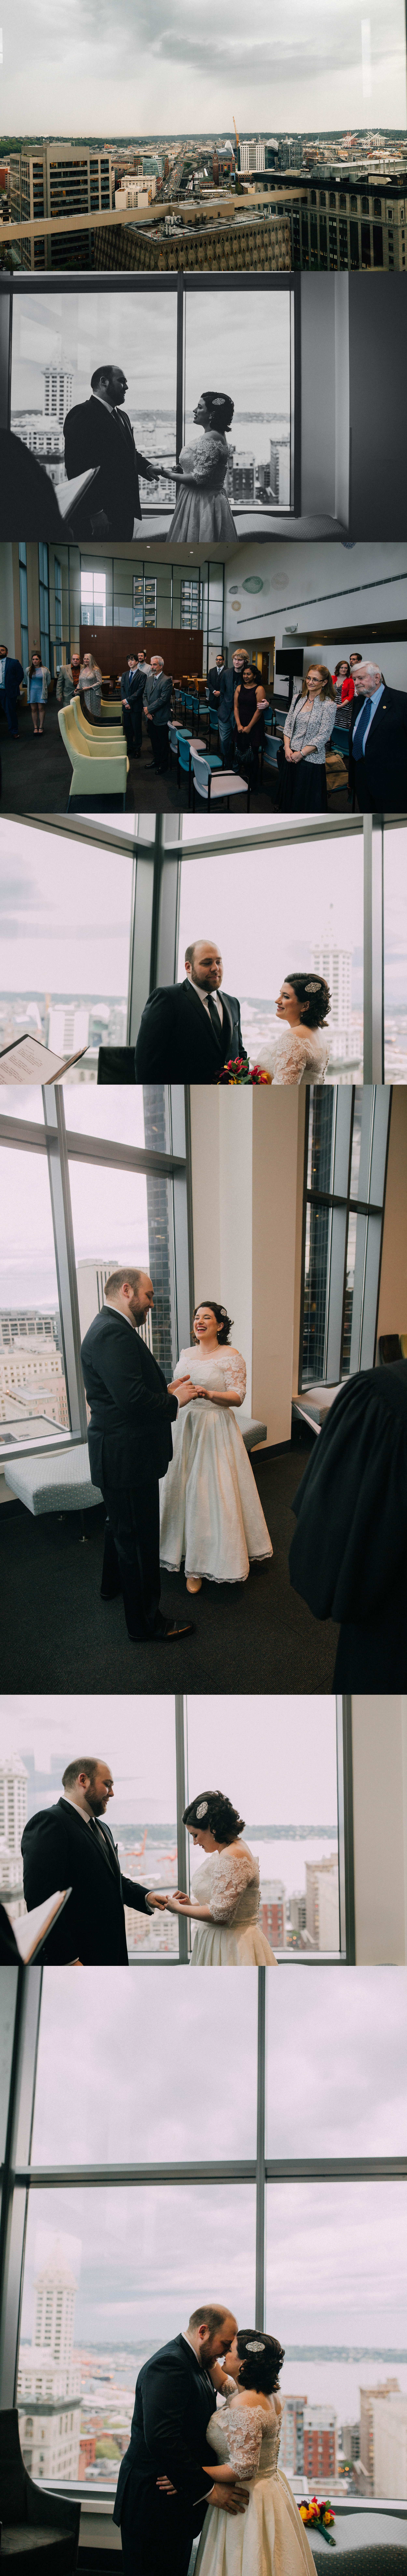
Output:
(0, 697), (350, 817)
(1, 1445), (338, 1693)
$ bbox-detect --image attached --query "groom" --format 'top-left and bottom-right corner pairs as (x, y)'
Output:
(80, 1265), (194, 1643)
(134, 940), (247, 1081)
(113, 2304), (246, 2576)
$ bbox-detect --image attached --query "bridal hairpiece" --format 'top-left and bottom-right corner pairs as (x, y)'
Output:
(196, 1799), (208, 1818)
(220, 1306), (227, 1316)
(304, 980), (321, 993)
(246, 2340), (265, 2352)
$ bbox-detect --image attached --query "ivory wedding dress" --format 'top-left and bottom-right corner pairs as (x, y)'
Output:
(195, 2393), (316, 2576)
(189, 1847), (277, 1966)
(159, 1347), (273, 1584)
(253, 1027), (330, 1085)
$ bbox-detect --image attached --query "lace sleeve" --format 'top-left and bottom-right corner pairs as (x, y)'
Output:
(225, 2407), (264, 2476)
(271, 1032), (309, 1087)
(210, 1849), (256, 1923)
(181, 435), (222, 486)
(221, 1350), (246, 1401)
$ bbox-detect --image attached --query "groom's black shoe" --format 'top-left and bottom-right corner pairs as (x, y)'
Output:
(100, 1520), (122, 1600)
(125, 1612), (195, 1642)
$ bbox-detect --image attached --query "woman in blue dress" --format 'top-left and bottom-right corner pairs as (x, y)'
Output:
(26, 649), (51, 739)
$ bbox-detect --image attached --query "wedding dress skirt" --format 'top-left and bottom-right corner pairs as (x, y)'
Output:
(189, 1850), (276, 1967)
(195, 2400), (316, 2576)
(159, 1348), (272, 1584)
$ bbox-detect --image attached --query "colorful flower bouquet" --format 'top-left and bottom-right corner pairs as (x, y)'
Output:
(298, 2501), (336, 2546)
(214, 1058), (272, 1086)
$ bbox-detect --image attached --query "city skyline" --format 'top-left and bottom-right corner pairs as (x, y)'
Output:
(1, 0), (406, 137)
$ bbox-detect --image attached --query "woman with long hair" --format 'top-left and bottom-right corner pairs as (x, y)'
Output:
(234, 663), (268, 786)
(163, 1788), (276, 1965)
(26, 648), (51, 738)
(167, 392), (237, 543)
(79, 651), (102, 718)
(276, 663), (336, 810)
(253, 973), (331, 1084)
(159, 1299), (272, 1593)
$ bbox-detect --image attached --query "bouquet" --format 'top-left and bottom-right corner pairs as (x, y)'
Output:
(298, 2500), (336, 2546)
(214, 1058), (272, 1086)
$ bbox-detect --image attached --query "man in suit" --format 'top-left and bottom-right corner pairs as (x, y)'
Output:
(142, 656), (172, 772)
(134, 939), (247, 1082)
(80, 1264), (194, 1643)
(207, 652), (225, 708)
(120, 656), (148, 759)
(21, 1755), (161, 1964)
(348, 660), (407, 811)
(218, 651), (246, 760)
(0, 645), (24, 740)
(113, 2305), (246, 2576)
(63, 364), (157, 539)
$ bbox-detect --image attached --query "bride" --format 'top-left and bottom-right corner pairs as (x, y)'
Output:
(164, 1789), (277, 1965)
(253, 973), (331, 1084)
(192, 2327), (316, 2576)
(159, 1301), (272, 1594)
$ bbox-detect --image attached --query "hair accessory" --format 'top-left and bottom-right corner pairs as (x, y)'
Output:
(245, 2340), (265, 2352)
(304, 980), (321, 993)
(196, 1799), (208, 1819)
(220, 1306), (227, 1317)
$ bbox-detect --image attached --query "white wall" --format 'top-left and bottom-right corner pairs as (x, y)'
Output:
(376, 1089), (407, 1343)
(189, 1089), (300, 1444)
(351, 1696), (407, 1964)
(222, 539), (407, 676)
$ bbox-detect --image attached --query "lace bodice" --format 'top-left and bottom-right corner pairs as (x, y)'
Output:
(254, 1028), (330, 1086)
(192, 1847), (260, 1925)
(174, 1347), (246, 1402)
(178, 432), (231, 490)
(207, 2396), (281, 2481)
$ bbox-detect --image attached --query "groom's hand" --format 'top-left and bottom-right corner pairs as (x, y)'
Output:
(156, 2475), (177, 2494)
(168, 1374), (194, 1406)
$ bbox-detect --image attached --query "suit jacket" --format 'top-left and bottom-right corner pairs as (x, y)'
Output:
(80, 1307), (178, 1488)
(349, 685), (407, 810)
(0, 655), (24, 702)
(120, 666), (146, 703)
(113, 2334), (216, 2533)
(143, 670), (172, 725)
(207, 663), (224, 705)
(21, 1797), (151, 1965)
(134, 979), (246, 1082)
(218, 665), (240, 724)
(63, 396), (151, 533)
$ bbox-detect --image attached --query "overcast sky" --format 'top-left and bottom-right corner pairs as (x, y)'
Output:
(0, 1690), (337, 1822)
(2, 0), (407, 136)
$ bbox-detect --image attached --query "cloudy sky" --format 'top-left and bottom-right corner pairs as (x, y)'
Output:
(2, 0), (407, 136)
(1, 1689), (337, 1823)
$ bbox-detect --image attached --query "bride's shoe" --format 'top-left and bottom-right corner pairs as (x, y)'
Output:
(186, 1575), (202, 1593)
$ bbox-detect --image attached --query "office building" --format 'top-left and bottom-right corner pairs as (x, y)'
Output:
(312, 932), (355, 1071)
(18, 2250), (81, 2481)
(359, 2381), (401, 2492)
(305, 1855), (339, 1949)
(259, 1880), (286, 1947)
(279, 2397), (307, 2478)
(8, 142), (113, 268)
(303, 2406), (337, 2482)
(0, 1308), (70, 1436)
(0, 1753), (27, 1918)
(372, 2397), (407, 2499)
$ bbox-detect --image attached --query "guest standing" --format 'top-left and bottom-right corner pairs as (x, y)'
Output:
(26, 649), (52, 738)
(276, 664), (336, 810)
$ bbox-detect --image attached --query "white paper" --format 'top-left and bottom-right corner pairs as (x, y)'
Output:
(0, 1035), (85, 1083)
(8, 1892), (70, 1962)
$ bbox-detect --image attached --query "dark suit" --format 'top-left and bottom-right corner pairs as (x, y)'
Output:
(80, 1308), (178, 1639)
(207, 662), (224, 707)
(113, 2333), (216, 2576)
(349, 685), (407, 812)
(120, 665), (145, 756)
(134, 979), (246, 1082)
(63, 397), (152, 537)
(0, 429), (70, 540)
(218, 662), (243, 756)
(21, 1797), (151, 1964)
(0, 655), (24, 737)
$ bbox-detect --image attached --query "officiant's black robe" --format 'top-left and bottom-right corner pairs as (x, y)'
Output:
(114, 2334), (216, 2576)
(289, 1360), (407, 1686)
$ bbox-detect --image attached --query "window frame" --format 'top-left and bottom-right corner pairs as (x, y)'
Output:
(298, 1083), (391, 1392)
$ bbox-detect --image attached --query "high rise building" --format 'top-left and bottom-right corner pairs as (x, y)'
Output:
(8, 143), (113, 269)
(259, 1880), (286, 1947)
(303, 2406), (337, 2481)
(372, 2395), (407, 2498)
(18, 2244), (81, 2480)
(305, 1854), (339, 1948)
(359, 2380), (400, 2492)
(278, 2397), (307, 2477)
(0, 1754), (27, 1918)
(0, 1309), (69, 1436)
(312, 920), (354, 1066)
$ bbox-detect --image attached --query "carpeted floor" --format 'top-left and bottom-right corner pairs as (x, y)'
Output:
(1, 1444), (339, 1693)
(0, 696), (350, 818)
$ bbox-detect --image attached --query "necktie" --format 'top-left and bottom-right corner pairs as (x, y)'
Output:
(207, 993), (222, 1043)
(353, 697), (372, 754)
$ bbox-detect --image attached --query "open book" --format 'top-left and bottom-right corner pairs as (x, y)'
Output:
(6, 1889), (71, 1963)
(56, 466), (99, 523)
(0, 1034), (88, 1084)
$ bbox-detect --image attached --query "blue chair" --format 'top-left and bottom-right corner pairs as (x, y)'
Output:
(175, 732), (208, 805)
(260, 736), (281, 791)
(330, 724), (350, 760)
(190, 744), (223, 792)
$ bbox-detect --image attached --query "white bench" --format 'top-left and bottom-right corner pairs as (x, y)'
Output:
(238, 1415), (267, 1453)
(5, 1443), (103, 1517)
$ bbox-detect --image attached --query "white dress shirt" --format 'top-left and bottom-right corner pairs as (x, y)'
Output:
(189, 977), (223, 1028)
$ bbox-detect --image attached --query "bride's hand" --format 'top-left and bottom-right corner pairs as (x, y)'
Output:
(168, 1374), (194, 1407)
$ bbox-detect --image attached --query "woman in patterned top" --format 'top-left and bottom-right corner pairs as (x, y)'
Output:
(166, 392), (237, 544)
(276, 662), (336, 810)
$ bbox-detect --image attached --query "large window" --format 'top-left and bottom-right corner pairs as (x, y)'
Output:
(0, 820), (135, 1065)
(300, 1086), (390, 1387)
(384, 824), (407, 1081)
(80, 569), (106, 627)
(10, 287), (178, 517)
(1, 1968), (406, 2502)
(177, 831), (364, 1078)
(0, 1696), (355, 1964)
(183, 287), (295, 518)
(0, 1089), (189, 1463)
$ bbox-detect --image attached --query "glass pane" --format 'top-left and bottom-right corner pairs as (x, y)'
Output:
(302, 1200), (330, 1385)
(267, 1969), (407, 2153)
(384, 825), (407, 1081)
(186, 1696), (339, 1953)
(0, 1144), (70, 1459)
(307, 1090), (334, 1197)
(0, 1692), (179, 1964)
(32, 1968), (258, 2161)
(0, 1966), (18, 2159)
(341, 1208), (356, 1373)
(18, 2182), (256, 2478)
(0, 1092), (45, 1125)
(69, 1157), (175, 1376)
(177, 838), (363, 1078)
(61, 1087), (171, 1152)
(266, 2179), (407, 2498)
(0, 821), (133, 1076)
(184, 289), (292, 527)
(10, 290), (177, 526)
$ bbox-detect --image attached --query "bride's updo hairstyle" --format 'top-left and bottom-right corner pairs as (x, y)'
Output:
(235, 2331), (285, 2394)
(202, 391), (235, 431)
(182, 1791), (245, 1843)
(192, 1302), (233, 1346)
(285, 973), (331, 1029)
